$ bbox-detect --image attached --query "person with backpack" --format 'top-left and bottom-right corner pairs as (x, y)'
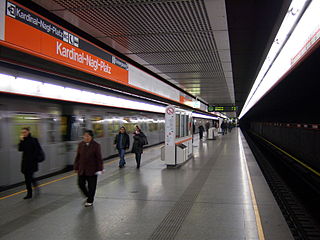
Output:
(74, 130), (103, 207)
(18, 127), (44, 199)
(114, 126), (130, 168)
(131, 126), (147, 169)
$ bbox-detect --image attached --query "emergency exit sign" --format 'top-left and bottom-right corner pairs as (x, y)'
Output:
(208, 106), (237, 112)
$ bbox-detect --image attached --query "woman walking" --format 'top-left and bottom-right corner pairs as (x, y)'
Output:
(131, 126), (147, 169)
(74, 130), (103, 207)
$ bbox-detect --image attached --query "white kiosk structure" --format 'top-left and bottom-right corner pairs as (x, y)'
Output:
(162, 105), (193, 167)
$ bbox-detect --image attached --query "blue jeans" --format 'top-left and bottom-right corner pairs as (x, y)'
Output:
(118, 149), (126, 166)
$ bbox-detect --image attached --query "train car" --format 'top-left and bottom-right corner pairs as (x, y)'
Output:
(0, 94), (165, 189)
(0, 64), (220, 190)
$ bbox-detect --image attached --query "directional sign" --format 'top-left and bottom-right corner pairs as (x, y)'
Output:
(208, 106), (237, 112)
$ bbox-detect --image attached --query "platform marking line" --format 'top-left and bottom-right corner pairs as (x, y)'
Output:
(0, 145), (162, 201)
(0, 158), (117, 201)
(239, 132), (265, 240)
(252, 132), (320, 177)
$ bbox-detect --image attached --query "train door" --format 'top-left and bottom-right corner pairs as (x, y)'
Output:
(42, 114), (64, 175)
(64, 114), (88, 165)
(91, 114), (107, 157)
(0, 110), (10, 188)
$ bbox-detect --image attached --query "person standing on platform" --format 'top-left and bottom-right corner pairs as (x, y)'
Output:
(132, 126), (147, 169)
(18, 127), (41, 199)
(205, 121), (210, 133)
(74, 130), (103, 207)
(114, 126), (130, 168)
(198, 125), (205, 140)
(221, 121), (226, 135)
(228, 121), (233, 133)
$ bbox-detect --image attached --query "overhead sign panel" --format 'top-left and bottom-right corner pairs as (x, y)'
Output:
(1, 0), (128, 84)
(0, 0), (206, 110)
(208, 106), (237, 112)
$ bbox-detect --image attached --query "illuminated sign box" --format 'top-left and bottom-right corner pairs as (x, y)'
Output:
(1, 0), (129, 84)
(208, 106), (237, 112)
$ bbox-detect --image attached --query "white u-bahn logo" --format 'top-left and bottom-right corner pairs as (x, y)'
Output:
(6, 2), (16, 18)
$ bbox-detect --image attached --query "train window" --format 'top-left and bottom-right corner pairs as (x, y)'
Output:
(149, 121), (158, 132)
(185, 115), (188, 137)
(70, 116), (87, 141)
(12, 114), (40, 145)
(113, 121), (121, 134)
(140, 122), (147, 133)
(186, 115), (189, 136)
(180, 114), (184, 137)
(91, 116), (104, 138)
(47, 116), (59, 143)
(107, 120), (114, 135)
(61, 116), (68, 140)
(122, 118), (135, 133)
(106, 119), (123, 135)
(176, 113), (180, 138)
(123, 123), (133, 133)
(160, 121), (165, 136)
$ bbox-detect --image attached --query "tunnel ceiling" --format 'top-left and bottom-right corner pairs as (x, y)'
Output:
(28, 0), (290, 114)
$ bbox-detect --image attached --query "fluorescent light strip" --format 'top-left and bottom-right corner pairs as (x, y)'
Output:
(0, 73), (221, 119)
(174, 107), (218, 120)
(239, 0), (317, 119)
(192, 112), (218, 120)
(0, 73), (166, 113)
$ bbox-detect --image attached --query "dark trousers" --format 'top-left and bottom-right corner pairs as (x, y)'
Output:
(199, 132), (203, 139)
(78, 175), (97, 203)
(24, 172), (37, 196)
(135, 152), (142, 168)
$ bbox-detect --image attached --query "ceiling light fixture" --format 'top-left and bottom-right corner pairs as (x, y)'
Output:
(239, 0), (315, 119)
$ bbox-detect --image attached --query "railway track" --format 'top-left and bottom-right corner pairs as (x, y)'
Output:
(243, 131), (320, 240)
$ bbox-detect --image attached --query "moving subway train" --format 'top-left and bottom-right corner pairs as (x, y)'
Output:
(0, 64), (219, 190)
(0, 95), (165, 189)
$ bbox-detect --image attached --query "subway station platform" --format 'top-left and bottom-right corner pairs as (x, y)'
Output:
(0, 129), (293, 240)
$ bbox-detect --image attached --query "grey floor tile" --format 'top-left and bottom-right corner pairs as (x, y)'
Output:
(0, 130), (293, 240)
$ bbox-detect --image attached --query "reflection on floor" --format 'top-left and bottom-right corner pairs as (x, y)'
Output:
(0, 129), (293, 240)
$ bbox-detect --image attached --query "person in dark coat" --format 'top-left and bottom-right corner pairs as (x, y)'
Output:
(198, 125), (205, 140)
(114, 126), (130, 168)
(18, 127), (40, 199)
(228, 121), (233, 132)
(205, 121), (210, 132)
(131, 126), (146, 169)
(74, 130), (103, 207)
(221, 121), (227, 135)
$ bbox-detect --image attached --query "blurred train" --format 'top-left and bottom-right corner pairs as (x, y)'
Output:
(0, 94), (166, 190)
(0, 95), (221, 190)
(0, 63), (220, 190)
